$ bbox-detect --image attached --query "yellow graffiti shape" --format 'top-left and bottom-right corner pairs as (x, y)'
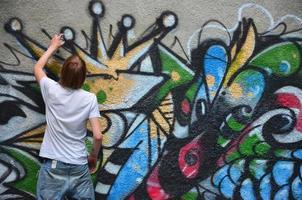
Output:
(223, 22), (256, 87)
(228, 83), (243, 99)
(171, 70), (180, 82)
(85, 76), (134, 106)
(206, 74), (215, 87)
(28, 42), (62, 75)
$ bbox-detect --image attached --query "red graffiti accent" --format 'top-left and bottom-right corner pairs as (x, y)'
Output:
(128, 195), (135, 200)
(147, 166), (171, 200)
(277, 93), (302, 132)
(178, 135), (203, 179)
(181, 99), (190, 114)
(276, 93), (300, 108)
(297, 114), (302, 132)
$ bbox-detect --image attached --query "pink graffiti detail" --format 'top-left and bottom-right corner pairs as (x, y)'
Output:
(178, 135), (203, 179)
(277, 93), (302, 132)
(181, 99), (190, 114)
(276, 93), (300, 109)
(146, 166), (171, 200)
(128, 195), (135, 200)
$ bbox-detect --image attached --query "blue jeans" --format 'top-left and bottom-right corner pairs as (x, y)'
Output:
(36, 158), (95, 200)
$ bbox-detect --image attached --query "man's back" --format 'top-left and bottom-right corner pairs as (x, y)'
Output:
(39, 76), (100, 164)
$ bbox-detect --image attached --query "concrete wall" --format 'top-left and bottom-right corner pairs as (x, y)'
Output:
(0, 0), (302, 199)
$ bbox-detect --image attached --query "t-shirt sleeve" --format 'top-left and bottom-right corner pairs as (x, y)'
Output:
(89, 95), (101, 119)
(39, 76), (55, 101)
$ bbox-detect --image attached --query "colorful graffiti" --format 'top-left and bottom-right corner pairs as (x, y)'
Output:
(0, 1), (302, 199)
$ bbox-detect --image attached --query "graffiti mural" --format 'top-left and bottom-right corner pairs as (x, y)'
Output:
(0, 1), (302, 199)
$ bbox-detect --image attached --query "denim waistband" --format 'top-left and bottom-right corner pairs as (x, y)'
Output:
(42, 158), (85, 167)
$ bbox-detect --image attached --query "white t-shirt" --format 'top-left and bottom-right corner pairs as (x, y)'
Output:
(39, 76), (100, 165)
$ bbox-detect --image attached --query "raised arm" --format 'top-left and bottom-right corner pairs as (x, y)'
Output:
(88, 117), (103, 173)
(33, 34), (65, 83)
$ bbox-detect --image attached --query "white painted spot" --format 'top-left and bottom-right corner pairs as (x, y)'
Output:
(95, 182), (111, 194)
(200, 100), (206, 115)
(123, 16), (133, 28)
(63, 28), (73, 40)
(10, 19), (22, 31)
(140, 56), (154, 72)
(172, 120), (189, 138)
(104, 162), (121, 174)
(92, 2), (103, 15)
(163, 14), (176, 27)
(124, 114), (146, 138)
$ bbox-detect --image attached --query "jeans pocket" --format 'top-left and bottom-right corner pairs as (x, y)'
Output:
(37, 166), (67, 200)
(68, 164), (95, 199)
(70, 176), (95, 200)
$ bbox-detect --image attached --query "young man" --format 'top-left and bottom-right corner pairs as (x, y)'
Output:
(35, 34), (102, 200)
